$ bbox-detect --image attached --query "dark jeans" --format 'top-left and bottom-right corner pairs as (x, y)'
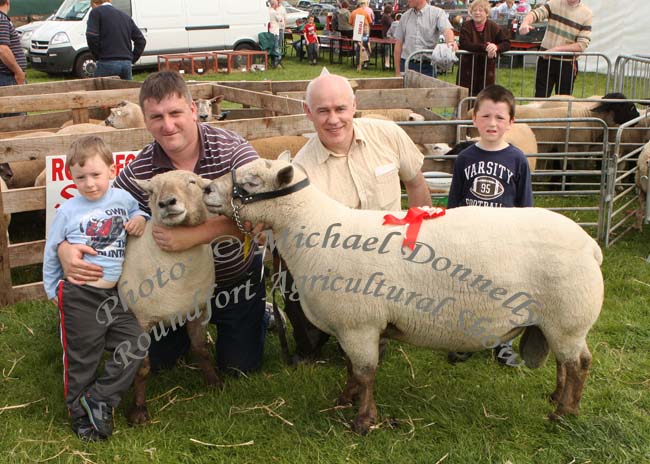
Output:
(307, 42), (319, 62)
(0, 73), (27, 117)
(400, 58), (436, 77)
(534, 57), (577, 98)
(94, 60), (133, 80)
(148, 254), (267, 375)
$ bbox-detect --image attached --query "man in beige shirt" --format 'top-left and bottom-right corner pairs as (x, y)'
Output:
(285, 72), (431, 362)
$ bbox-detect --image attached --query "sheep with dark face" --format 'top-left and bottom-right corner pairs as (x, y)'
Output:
(119, 170), (219, 425)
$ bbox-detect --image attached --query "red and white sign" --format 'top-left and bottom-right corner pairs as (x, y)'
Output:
(353, 14), (365, 42)
(45, 152), (139, 235)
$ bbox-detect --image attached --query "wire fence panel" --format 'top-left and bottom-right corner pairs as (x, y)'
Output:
(604, 112), (650, 247)
(613, 55), (650, 101)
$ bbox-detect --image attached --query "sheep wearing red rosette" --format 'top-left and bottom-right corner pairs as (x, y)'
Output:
(201, 158), (604, 435)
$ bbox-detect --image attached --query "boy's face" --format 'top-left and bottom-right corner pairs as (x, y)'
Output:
(472, 100), (513, 145)
(69, 154), (115, 202)
(308, 16), (314, 23)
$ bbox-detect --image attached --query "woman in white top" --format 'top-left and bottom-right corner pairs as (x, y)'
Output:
(268, 0), (287, 68)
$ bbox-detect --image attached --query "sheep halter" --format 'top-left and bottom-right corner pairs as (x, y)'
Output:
(229, 169), (310, 234)
(383, 207), (446, 250)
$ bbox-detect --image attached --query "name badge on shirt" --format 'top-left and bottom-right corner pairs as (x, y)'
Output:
(375, 164), (397, 177)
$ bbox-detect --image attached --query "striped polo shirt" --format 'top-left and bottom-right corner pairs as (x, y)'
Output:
(113, 123), (260, 287)
(0, 12), (26, 75)
(532, 0), (592, 60)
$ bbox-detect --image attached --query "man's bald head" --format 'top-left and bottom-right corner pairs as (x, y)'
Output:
(305, 74), (355, 110)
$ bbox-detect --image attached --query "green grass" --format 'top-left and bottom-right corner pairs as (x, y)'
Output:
(1, 225), (650, 463)
(3, 55), (649, 464)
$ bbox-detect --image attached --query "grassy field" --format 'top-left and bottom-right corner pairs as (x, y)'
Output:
(2, 55), (650, 463)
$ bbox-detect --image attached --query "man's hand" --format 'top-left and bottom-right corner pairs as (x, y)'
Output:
(57, 241), (103, 284)
(518, 23), (532, 35)
(125, 216), (146, 237)
(246, 221), (268, 246)
(152, 224), (201, 252)
(14, 69), (25, 85)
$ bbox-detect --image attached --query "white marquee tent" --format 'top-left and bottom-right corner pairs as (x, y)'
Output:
(580, 0), (649, 72)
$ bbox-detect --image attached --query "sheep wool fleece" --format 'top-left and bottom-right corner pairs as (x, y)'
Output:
(112, 123), (267, 373)
(447, 143), (533, 208)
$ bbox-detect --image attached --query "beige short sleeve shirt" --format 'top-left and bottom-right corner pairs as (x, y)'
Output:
(293, 118), (423, 211)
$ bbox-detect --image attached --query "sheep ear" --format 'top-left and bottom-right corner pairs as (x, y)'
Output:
(197, 177), (211, 189)
(277, 150), (292, 163)
(211, 96), (224, 104)
(276, 165), (294, 188)
(132, 177), (153, 193)
(118, 100), (128, 107)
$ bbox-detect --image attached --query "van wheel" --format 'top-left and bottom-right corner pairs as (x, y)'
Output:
(74, 52), (97, 78)
(234, 43), (256, 52)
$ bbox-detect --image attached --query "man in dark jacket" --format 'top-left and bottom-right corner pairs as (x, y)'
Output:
(86, 0), (146, 80)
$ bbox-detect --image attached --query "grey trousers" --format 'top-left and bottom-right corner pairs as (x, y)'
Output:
(56, 281), (145, 419)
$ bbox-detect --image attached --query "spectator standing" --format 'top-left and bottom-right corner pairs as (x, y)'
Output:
(380, 4), (394, 68)
(304, 15), (320, 65)
(490, 0), (517, 19)
(518, 0), (592, 97)
(284, 72), (431, 362)
(268, 0), (287, 68)
(337, 1), (354, 39)
(349, 0), (373, 70)
(0, 0), (26, 89)
(292, 17), (307, 60)
(458, 0), (510, 96)
(57, 71), (268, 377)
(86, 0), (146, 80)
(393, 0), (458, 77)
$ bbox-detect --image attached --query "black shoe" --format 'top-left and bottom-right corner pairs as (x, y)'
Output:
(493, 343), (522, 367)
(80, 392), (114, 439)
(447, 351), (474, 364)
(71, 415), (105, 442)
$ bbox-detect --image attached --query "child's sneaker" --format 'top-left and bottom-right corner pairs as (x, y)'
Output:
(80, 392), (114, 439)
(71, 415), (105, 442)
(493, 342), (522, 367)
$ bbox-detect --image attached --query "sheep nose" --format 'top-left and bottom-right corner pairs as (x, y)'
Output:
(199, 115), (207, 121)
(158, 197), (177, 209)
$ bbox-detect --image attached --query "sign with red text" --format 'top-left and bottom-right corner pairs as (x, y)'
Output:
(353, 14), (365, 42)
(45, 152), (139, 236)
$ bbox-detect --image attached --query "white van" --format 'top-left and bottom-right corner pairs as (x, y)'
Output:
(29, 0), (268, 78)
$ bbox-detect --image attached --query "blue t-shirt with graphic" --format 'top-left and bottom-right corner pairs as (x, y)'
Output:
(42, 187), (148, 299)
(447, 143), (533, 209)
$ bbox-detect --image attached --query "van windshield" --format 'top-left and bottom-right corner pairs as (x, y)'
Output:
(54, 0), (90, 21)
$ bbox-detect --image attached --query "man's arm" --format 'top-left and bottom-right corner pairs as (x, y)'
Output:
(0, 45), (24, 84)
(404, 172), (432, 208)
(151, 215), (245, 252)
(443, 28), (458, 51)
(85, 9), (101, 60)
(131, 20), (146, 63)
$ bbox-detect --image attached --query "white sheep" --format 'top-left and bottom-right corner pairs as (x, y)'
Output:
(57, 123), (117, 135)
(4, 132), (55, 188)
(103, 100), (145, 129)
(635, 141), (650, 230)
(249, 135), (310, 160)
(195, 96), (225, 123)
(119, 170), (219, 424)
(357, 109), (425, 121)
(60, 118), (105, 128)
(201, 159), (604, 434)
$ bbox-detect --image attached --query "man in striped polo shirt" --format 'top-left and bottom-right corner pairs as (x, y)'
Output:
(0, 0), (26, 115)
(58, 71), (268, 376)
(518, 0), (592, 97)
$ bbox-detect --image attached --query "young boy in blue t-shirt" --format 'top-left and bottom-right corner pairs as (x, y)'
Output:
(447, 84), (533, 366)
(43, 135), (148, 441)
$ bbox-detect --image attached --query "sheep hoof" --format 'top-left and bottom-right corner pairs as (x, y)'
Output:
(351, 415), (375, 435)
(206, 372), (224, 390)
(127, 405), (150, 425)
(549, 391), (560, 405)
